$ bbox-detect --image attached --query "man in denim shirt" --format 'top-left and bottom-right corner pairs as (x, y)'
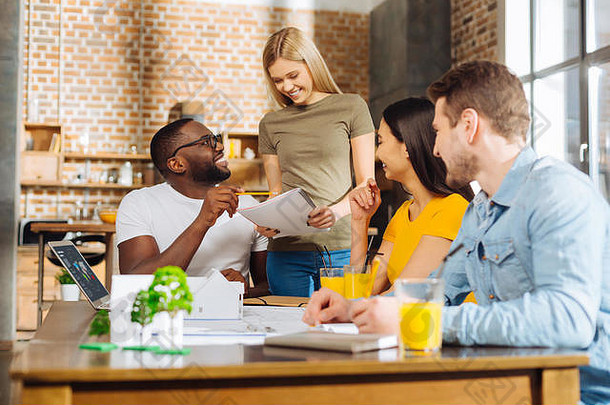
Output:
(427, 61), (609, 404)
(304, 61), (609, 404)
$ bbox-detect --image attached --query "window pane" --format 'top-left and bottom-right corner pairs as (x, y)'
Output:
(534, 0), (580, 70)
(587, 0), (610, 52)
(505, 0), (531, 76)
(589, 63), (610, 201)
(523, 81), (533, 144)
(533, 68), (581, 170)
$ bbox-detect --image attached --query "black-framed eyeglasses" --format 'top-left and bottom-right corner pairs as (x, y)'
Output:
(168, 133), (223, 158)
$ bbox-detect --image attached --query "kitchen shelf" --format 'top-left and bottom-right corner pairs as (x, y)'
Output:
(64, 152), (151, 161)
(20, 180), (149, 190)
(228, 158), (263, 164)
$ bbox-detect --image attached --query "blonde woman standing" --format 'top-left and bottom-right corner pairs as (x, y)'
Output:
(259, 27), (375, 297)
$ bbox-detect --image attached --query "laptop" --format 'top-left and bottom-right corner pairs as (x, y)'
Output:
(48, 240), (110, 310)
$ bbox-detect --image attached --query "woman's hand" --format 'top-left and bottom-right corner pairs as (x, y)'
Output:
(348, 178), (381, 222)
(255, 225), (280, 238)
(307, 206), (336, 229)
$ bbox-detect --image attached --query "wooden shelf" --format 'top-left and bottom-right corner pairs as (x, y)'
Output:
(22, 150), (61, 157)
(228, 132), (258, 138)
(20, 180), (149, 190)
(64, 152), (151, 161)
(228, 158), (263, 164)
(24, 122), (61, 130)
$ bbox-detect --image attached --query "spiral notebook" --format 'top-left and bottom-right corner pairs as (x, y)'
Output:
(237, 188), (330, 238)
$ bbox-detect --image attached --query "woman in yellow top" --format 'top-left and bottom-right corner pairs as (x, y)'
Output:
(349, 97), (474, 295)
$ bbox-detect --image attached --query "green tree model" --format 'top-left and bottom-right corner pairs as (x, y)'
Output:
(89, 309), (110, 337)
(148, 266), (192, 348)
(130, 290), (155, 347)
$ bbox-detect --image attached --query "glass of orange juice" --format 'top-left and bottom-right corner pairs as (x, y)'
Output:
(395, 278), (444, 353)
(343, 265), (371, 299)
(319, 268), (345, 296)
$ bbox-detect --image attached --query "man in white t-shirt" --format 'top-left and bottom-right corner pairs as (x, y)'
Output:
(117, 118), (269, 297)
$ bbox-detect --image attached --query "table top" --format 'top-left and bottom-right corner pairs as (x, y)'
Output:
(10, 302), (589, 384)
(30, 221), (115, 233)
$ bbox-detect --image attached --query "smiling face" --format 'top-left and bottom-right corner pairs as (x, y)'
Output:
(267, 58), (322, 106)
(432, 97), (478, 188)
(376, 118), (411, 182)
(175, 121), (230, 184)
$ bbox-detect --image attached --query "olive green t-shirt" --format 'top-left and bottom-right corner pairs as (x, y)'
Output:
(258, 93), (374, 251)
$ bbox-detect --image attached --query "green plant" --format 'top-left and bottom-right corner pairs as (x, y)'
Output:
(131, 289), (155, 346)
(148, 266), (193, 317)
(148, 266), (192, 347)
(89, 309), (110, 337)
(55, 268), (75, 284)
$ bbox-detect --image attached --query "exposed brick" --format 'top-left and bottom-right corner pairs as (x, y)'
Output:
(22, 0), (370, 218)
(451, 0), (498, 65)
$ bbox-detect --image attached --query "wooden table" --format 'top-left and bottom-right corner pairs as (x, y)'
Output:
(10, 301), (588, 405)
(30, 222), (116, 327)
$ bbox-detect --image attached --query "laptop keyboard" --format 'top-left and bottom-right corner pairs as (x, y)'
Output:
(98, 302), (111, 310)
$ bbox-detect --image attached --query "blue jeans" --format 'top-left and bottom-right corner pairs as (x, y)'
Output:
(266, 249), (351, 297)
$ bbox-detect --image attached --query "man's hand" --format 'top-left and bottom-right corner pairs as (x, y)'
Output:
(349, 178), (381, 222)
(350, 296), (399, 334)
(200, 185), (243, 227)
(302, 288), (352, 326)
(307, 206), (336, 229)
(220, 268), (248, 294)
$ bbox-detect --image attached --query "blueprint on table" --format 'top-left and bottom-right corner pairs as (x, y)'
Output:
(183, 306), (310, 345)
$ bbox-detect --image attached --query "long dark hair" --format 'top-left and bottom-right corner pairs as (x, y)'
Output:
(382, 97), (474, 201)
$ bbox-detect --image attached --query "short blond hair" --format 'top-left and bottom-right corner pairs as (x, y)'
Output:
(262, 27), (341, 108)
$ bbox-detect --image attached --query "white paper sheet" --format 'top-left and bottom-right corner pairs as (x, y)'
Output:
(237, 188), (330, 237)
(183, 306), (311, 346)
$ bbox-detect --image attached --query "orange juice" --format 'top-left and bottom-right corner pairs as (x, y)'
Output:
(320, 276), (345, 296)
(399, 302), (442, 351)
(344, 273), (371, 299)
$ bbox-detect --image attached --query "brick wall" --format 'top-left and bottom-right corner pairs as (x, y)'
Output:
(450, 0), (499, 65)
(21, 0), (370, 219)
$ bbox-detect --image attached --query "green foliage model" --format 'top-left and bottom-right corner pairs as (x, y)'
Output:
(148, 265), (193, 318)
(89, 309), (110, 336)
(55, 268), (75, 284)
(131, 289), (155, 328)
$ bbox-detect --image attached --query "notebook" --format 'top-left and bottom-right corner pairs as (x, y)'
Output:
(237, 188), (330, 237)
(47, 240), (110, 310)
(264, 330), (398, 353)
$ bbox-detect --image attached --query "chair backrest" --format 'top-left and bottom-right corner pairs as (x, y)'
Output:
(18, 218), (68, 245)
(46, 234), (106, 267)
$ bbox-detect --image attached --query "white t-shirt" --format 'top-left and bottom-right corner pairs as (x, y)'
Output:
(116, 183), (267, 278)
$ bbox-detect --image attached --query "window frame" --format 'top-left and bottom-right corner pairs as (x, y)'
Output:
(500, 0), (610, 184)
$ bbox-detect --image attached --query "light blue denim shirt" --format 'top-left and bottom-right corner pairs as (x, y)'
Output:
(439, 146), (610, 404)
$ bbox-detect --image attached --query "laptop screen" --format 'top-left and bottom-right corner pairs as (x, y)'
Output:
(51, 242), (108, 303)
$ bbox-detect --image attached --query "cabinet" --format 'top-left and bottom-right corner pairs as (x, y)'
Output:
(20, 123), (63, 183)
(223, 133), (267, 191)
